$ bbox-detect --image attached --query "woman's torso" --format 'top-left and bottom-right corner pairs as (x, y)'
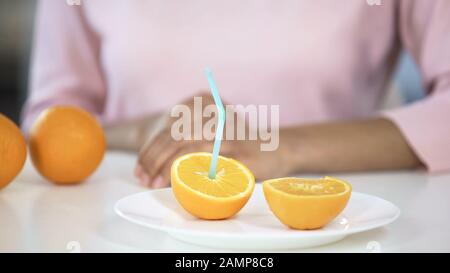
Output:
(83, 0), (399, 125)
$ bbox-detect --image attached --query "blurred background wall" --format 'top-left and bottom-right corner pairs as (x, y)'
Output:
(0, 0), (36, 123)
(0, 1), (425, 125)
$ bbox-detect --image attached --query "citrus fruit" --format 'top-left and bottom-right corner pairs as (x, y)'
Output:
(171, 152), (255, 220)
(29, 106), (105, 184)
(0, 114), (27, 190)
(263, 176), (352, 230)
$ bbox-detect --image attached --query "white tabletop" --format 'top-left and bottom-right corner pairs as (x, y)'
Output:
(1, 151), (449, 253)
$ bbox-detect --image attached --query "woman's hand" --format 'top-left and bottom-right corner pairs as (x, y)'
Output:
(133, 93), (422, 189)
(134, 92), (290, 188)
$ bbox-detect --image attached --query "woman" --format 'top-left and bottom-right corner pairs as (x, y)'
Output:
(23, 0), (450, 188)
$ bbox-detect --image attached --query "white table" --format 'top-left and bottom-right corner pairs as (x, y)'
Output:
(1, 151), (449, 252)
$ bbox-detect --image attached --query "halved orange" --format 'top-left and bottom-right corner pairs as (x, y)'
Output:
(171, 152), (255, 220)
(263, 177), (352, 230)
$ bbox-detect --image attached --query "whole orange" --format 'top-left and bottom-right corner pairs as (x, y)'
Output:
(0, 114), (27, 190)
(29, 106), (106, 184)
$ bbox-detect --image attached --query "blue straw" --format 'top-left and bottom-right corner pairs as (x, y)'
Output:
(205, 68), (226, 179)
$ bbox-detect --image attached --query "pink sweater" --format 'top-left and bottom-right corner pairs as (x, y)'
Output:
(23, 0), (450, 173)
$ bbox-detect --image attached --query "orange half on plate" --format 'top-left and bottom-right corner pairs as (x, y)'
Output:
(263, 176), (352, 230)
(171, 152), (255, 220)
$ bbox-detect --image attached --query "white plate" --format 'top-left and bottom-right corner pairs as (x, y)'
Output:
(115, 184), (400, 250)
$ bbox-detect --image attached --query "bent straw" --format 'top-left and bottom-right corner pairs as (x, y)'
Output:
(205, 68), (226, 179)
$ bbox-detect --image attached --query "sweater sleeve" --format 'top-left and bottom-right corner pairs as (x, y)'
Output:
(22, 0), (106, 132)
(383, 0), (450, 173)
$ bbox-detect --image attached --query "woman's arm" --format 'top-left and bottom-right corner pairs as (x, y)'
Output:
(133, 95), (422, 188)
(281, 118), (422, 174)
(22, 0), (105, 132)
(379, 0), (450, 173)
(104, 113), (168, 152)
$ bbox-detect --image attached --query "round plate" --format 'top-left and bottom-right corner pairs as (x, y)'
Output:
(114, 184), (400, 250)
